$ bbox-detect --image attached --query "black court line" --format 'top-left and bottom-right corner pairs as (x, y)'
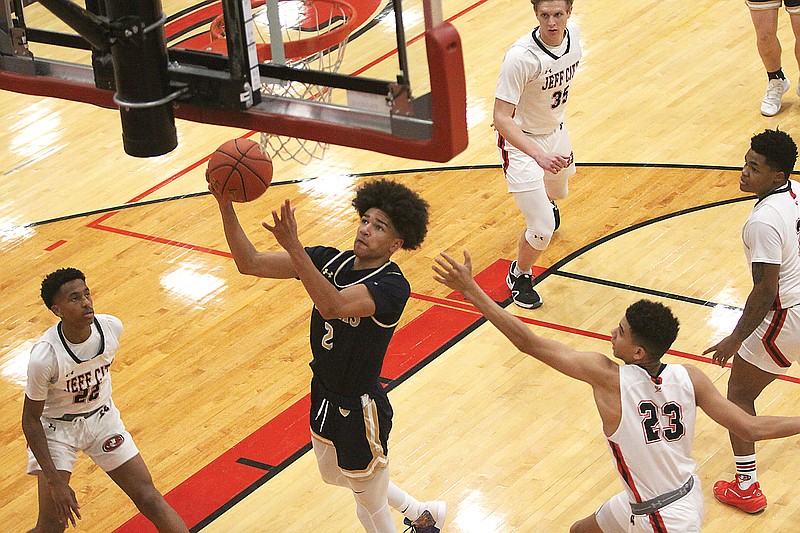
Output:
(235, 458), (274, 471)
(553, 271), (742, 311)
(192, 444), (312, 532)
(524, 194), (757, 310)
(16, 163), (752, 230)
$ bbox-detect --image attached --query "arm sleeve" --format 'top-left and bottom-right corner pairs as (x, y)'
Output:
(25, 342), (57, 401)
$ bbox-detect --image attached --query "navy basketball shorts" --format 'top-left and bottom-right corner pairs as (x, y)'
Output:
(310, 379), (393, 477)
(747, 0), (800, 12)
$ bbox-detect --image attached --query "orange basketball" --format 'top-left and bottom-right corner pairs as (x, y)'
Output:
(206, 138), (273, 202)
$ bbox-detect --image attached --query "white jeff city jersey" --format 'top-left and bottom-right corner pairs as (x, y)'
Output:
(26, 314), (122, 419)
(607, 364), (697, 503)
(495, 21), (581, 135)
(743, 180), (800, 309)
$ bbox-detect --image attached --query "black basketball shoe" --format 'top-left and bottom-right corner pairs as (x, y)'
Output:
(506, 261), (543, 309)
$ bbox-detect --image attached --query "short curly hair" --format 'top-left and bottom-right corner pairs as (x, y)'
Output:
(41, 268), (85, 309)
(751, 128), (798, 179)
(625, 300), (679, 359)
(352, 179), (429, 250)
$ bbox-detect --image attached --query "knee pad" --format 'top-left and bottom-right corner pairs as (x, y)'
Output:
(525, 226), (552, 251)
(514, 190), (556, 251)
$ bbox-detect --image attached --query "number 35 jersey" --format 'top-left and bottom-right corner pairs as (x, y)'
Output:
(606, 364), (697, 503)
(26, 314), (121, 419)
(495, 21), (581, 135)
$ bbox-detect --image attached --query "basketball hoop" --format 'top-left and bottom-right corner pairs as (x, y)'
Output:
(209, 0), (357, 164)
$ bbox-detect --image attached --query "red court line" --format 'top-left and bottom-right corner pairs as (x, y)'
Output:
(126, 156), (213, 204)
(352, 0), (492, 76)
(114, 255), (800, 531)
(87, 219), (234, 258)
(415, 279), (800, 386)
(44, 239), (67, 251)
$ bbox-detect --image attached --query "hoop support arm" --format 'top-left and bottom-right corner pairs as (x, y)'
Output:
(0, 21), (467, 161)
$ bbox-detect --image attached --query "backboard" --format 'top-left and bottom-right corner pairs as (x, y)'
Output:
(0, 0), (467, 162)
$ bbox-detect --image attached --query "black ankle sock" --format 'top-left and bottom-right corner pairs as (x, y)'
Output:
(768, 69), (786, 80)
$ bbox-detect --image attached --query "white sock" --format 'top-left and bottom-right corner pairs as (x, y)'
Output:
(735, 454), (758, 489)
(388, 482), (422, 519)
(513, 263), (532, 277)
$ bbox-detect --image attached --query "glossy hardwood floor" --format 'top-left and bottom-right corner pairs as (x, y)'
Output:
(4, 0), (800, 531)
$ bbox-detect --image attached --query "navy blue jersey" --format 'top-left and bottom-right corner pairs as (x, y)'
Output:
(306, 246), (409, 396)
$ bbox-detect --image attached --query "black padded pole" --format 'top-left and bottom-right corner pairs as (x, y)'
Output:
(105, 0), (177, 157)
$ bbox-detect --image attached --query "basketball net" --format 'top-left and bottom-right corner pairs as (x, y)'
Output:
(210, 0), (356, 165)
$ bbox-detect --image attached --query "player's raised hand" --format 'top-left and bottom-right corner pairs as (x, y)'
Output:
(206, 171), (229, 204)
(262, 199), (303, 253)
(433, 251), (478, 295)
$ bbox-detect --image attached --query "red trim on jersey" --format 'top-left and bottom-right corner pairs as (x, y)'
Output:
(648, 510), (669, 533)
(609, 441), (643, 502)
(609, 441), (670, 532)
(762, 308), (791, 367)
(497, 134), (510, 172)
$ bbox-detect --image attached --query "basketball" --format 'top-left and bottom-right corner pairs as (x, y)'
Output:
(206, 138), (273, 202)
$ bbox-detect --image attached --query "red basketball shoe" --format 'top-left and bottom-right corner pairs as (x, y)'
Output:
(713, 477), (767, 513)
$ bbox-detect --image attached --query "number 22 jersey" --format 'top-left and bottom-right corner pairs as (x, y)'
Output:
(25, 314), (121, 419)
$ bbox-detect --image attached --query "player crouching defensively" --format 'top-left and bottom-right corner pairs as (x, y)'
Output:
(22, 268), (188, 533)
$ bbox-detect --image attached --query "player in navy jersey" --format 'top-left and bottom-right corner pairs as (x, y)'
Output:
(22, 268), (187, 532)
(210, 179), (445, 532)
(434, 252), (800, 532)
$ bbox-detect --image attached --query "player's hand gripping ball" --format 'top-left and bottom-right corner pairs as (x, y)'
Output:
(206, 138), (273, 202)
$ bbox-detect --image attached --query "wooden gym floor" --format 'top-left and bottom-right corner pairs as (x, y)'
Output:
(4, 0), (800, 531)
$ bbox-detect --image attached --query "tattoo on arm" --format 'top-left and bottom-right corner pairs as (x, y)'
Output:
(752, 262), (764, 285)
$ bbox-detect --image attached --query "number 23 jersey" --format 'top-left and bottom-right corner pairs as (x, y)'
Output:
(606, 364), (697, 503)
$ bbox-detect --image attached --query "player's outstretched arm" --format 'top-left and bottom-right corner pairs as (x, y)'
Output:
(686, 364), (800, 441)
(433, 251), (613, 385)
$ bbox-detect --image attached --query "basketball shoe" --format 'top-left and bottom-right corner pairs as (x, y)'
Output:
(506, 261), (543, 309)
(713, 476), (767, 514)
(403, 501), (446, 533)
(761, 78), (790, 116)
(552, 201), (561, 231)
